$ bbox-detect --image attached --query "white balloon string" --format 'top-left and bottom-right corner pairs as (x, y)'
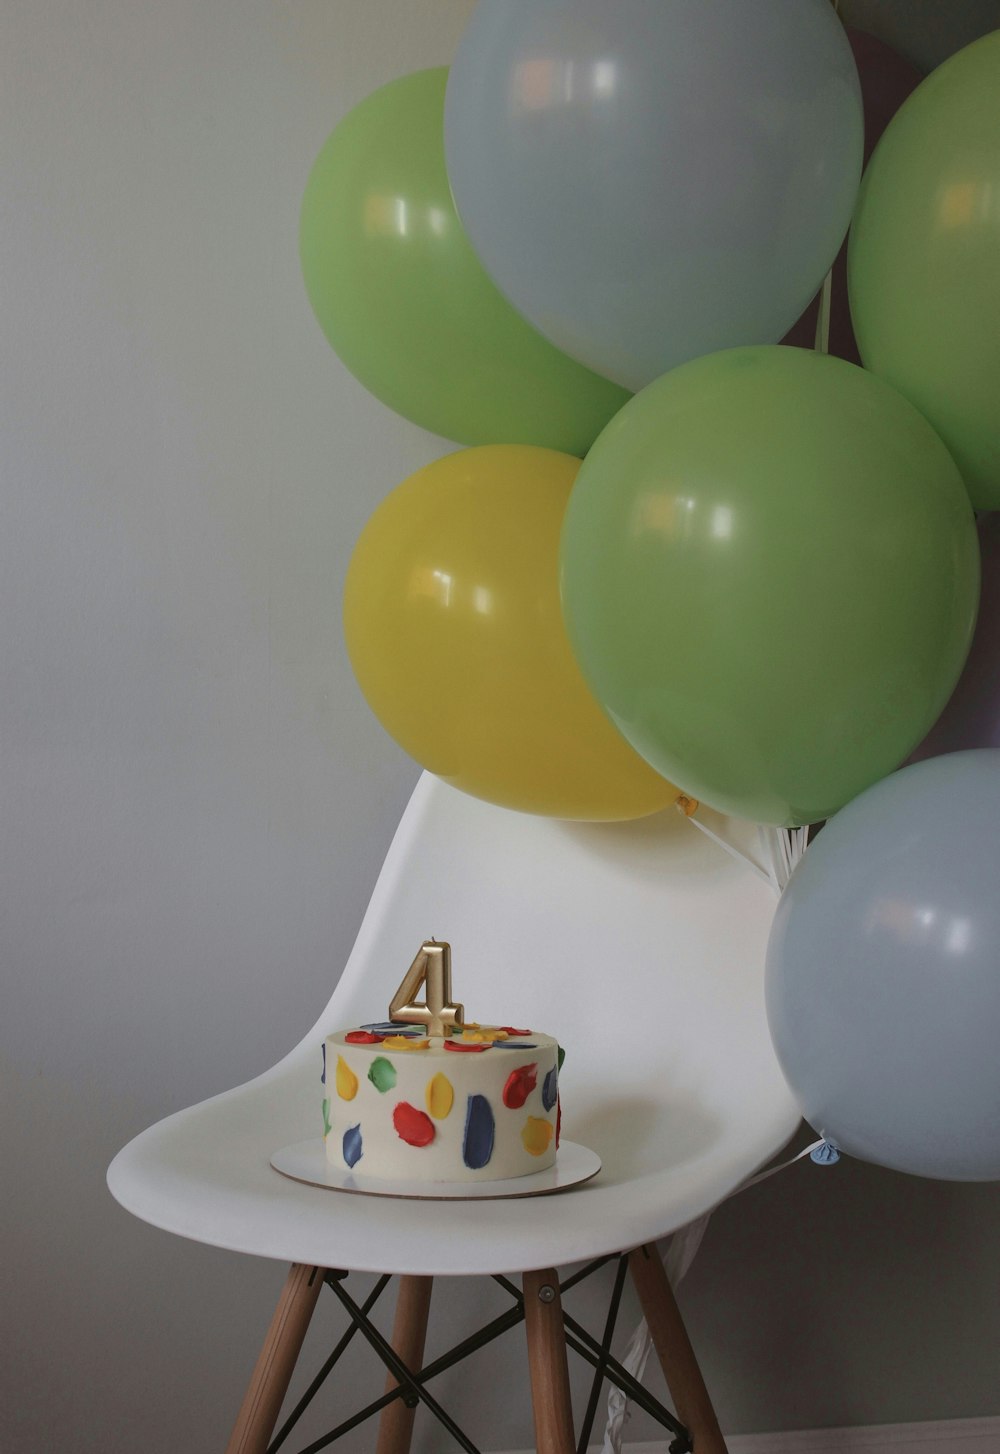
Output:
(814, 264), (834, 355)
(731, 1136), (831, 1194)
(683, 811), (775, 888)
(683, 812), (809, 896)
(767, 826), (788, 894)
(601, 1215), (711, 1454)
(601, 1140), (834, 1453)
(601, 1319), (653, 1453)
(756, 825), (781, 896)
(756, 823), (809, 894)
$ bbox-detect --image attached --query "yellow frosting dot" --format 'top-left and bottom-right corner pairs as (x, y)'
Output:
(335, 1055), (358, 1101)
(382, 1035), (431, 1051)
(521, 1116), (554, 1157)
(426, 1072), (454, 1120)
(460, 1026), (509, 1043)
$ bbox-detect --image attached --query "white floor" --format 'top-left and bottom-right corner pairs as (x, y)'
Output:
(727, 1416), (1000, 1454)
(503, 1418), (1000, 1454)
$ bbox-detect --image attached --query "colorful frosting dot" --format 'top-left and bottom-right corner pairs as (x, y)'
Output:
(343, 1124), (363, 1169)
(383, 1035), (431, 1052)
(335, 1055), (359, 1101)
(321, 1043), (327, 1085)
(521, 1115), (555, 1157)
(426, 1071), (454, 1120)
(345, 1030), (384, 1045)
(541, 1066), (558, 1113)
(463, 1094), (495, 1170)
(393, 1102), (436, 1147)
(502, 1063), (538, 1110)
(499, 1026), (532, 1037)
(557, 1044), (566, 1071)
(368, 1056), (397, 1093)
(460, 1026), (509, 1043)
(443, 1039), (491, 1053)
(322, 1097), (332, 1138)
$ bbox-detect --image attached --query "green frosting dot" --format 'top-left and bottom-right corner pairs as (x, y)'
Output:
(322, 1097), (332, 1138)
(368, 1056), (397, 1093)
(557, 1044), (566, 1071)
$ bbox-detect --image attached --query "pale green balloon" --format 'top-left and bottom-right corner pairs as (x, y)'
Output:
(560, 347), (979, 827)
(299, 68), (629, 451)
(849, 31), (1000, 509)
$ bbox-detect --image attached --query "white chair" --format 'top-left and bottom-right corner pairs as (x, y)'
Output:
(107, 773), (799, 1454)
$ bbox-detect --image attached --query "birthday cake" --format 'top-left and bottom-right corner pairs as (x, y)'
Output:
(321, 941), (561, 1183)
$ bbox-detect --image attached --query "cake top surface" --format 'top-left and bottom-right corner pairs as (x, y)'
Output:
(328, 1023), (557, 1056)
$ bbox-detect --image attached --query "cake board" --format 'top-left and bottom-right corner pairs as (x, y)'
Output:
(270, 1137), (601, 1200)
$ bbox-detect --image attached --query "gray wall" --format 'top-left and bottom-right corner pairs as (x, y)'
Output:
(3, 2), (999, 1451)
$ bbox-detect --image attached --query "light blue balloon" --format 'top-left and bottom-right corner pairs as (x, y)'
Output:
(445, 0), (863, 392)
(766, 750), (1000, 1181)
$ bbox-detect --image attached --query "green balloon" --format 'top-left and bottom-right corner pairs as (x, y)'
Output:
(849, 32), (1000, 509)
(299, 69), (629, 451)
(560, 347), (979, 827)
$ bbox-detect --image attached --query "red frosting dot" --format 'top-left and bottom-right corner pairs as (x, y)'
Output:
(556, 1096), (562, 1150)
(392, 1102), (435, 1147)
(345, 1030), (384, 1045)
(443, 1039), (491, 1053)
(502, 1062), (538, 1110)
(499, 1026), (532, 1037)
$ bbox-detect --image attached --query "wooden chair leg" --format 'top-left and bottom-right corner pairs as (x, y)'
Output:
(523, 1267), (575, 1454)
(375, 1275), (434, 1454)
(628, 1245), (728, 1454)
(225, 1263), (325, 1454)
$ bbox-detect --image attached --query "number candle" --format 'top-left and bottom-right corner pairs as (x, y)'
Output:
(388, 939), (465, 1038)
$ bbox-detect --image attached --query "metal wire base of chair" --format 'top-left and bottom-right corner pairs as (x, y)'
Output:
(265, 1255), (692, 1454)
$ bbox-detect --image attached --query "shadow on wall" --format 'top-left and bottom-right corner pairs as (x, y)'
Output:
(841, 0), (1000, 72)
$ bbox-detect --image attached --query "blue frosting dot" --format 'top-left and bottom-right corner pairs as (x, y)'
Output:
(321, 1043), (327, 1085)
(343, 1124), (363, 1169)
(462, 1094), (495, 1170)
(491, 1041), (538, 1049)
(541, 1066), (558, 1113)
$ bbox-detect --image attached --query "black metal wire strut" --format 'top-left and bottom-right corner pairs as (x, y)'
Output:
(264, 1257), (692, 1454)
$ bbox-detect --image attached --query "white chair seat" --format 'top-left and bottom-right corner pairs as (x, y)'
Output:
(108, 774), (799, 1277)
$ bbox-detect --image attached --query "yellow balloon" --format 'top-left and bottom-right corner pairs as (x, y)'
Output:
(344, 445), (678, 820)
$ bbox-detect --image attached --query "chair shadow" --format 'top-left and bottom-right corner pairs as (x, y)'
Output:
(569, 1092), (724, 1182)
(552, 808), (739, 887)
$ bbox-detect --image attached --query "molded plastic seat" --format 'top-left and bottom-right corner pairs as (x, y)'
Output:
(108, 774), (799, 1277)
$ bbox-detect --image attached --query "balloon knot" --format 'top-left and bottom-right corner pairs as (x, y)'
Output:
(810, 1140), (841, 1165)
(675, 793), (699, 817)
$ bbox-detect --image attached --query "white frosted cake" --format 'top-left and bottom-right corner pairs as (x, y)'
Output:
(322, 1022), (562, 1183)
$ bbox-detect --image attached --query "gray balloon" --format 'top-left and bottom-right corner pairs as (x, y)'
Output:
(766, 749), (1000, 1181)
(445, 0), (863, 392)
